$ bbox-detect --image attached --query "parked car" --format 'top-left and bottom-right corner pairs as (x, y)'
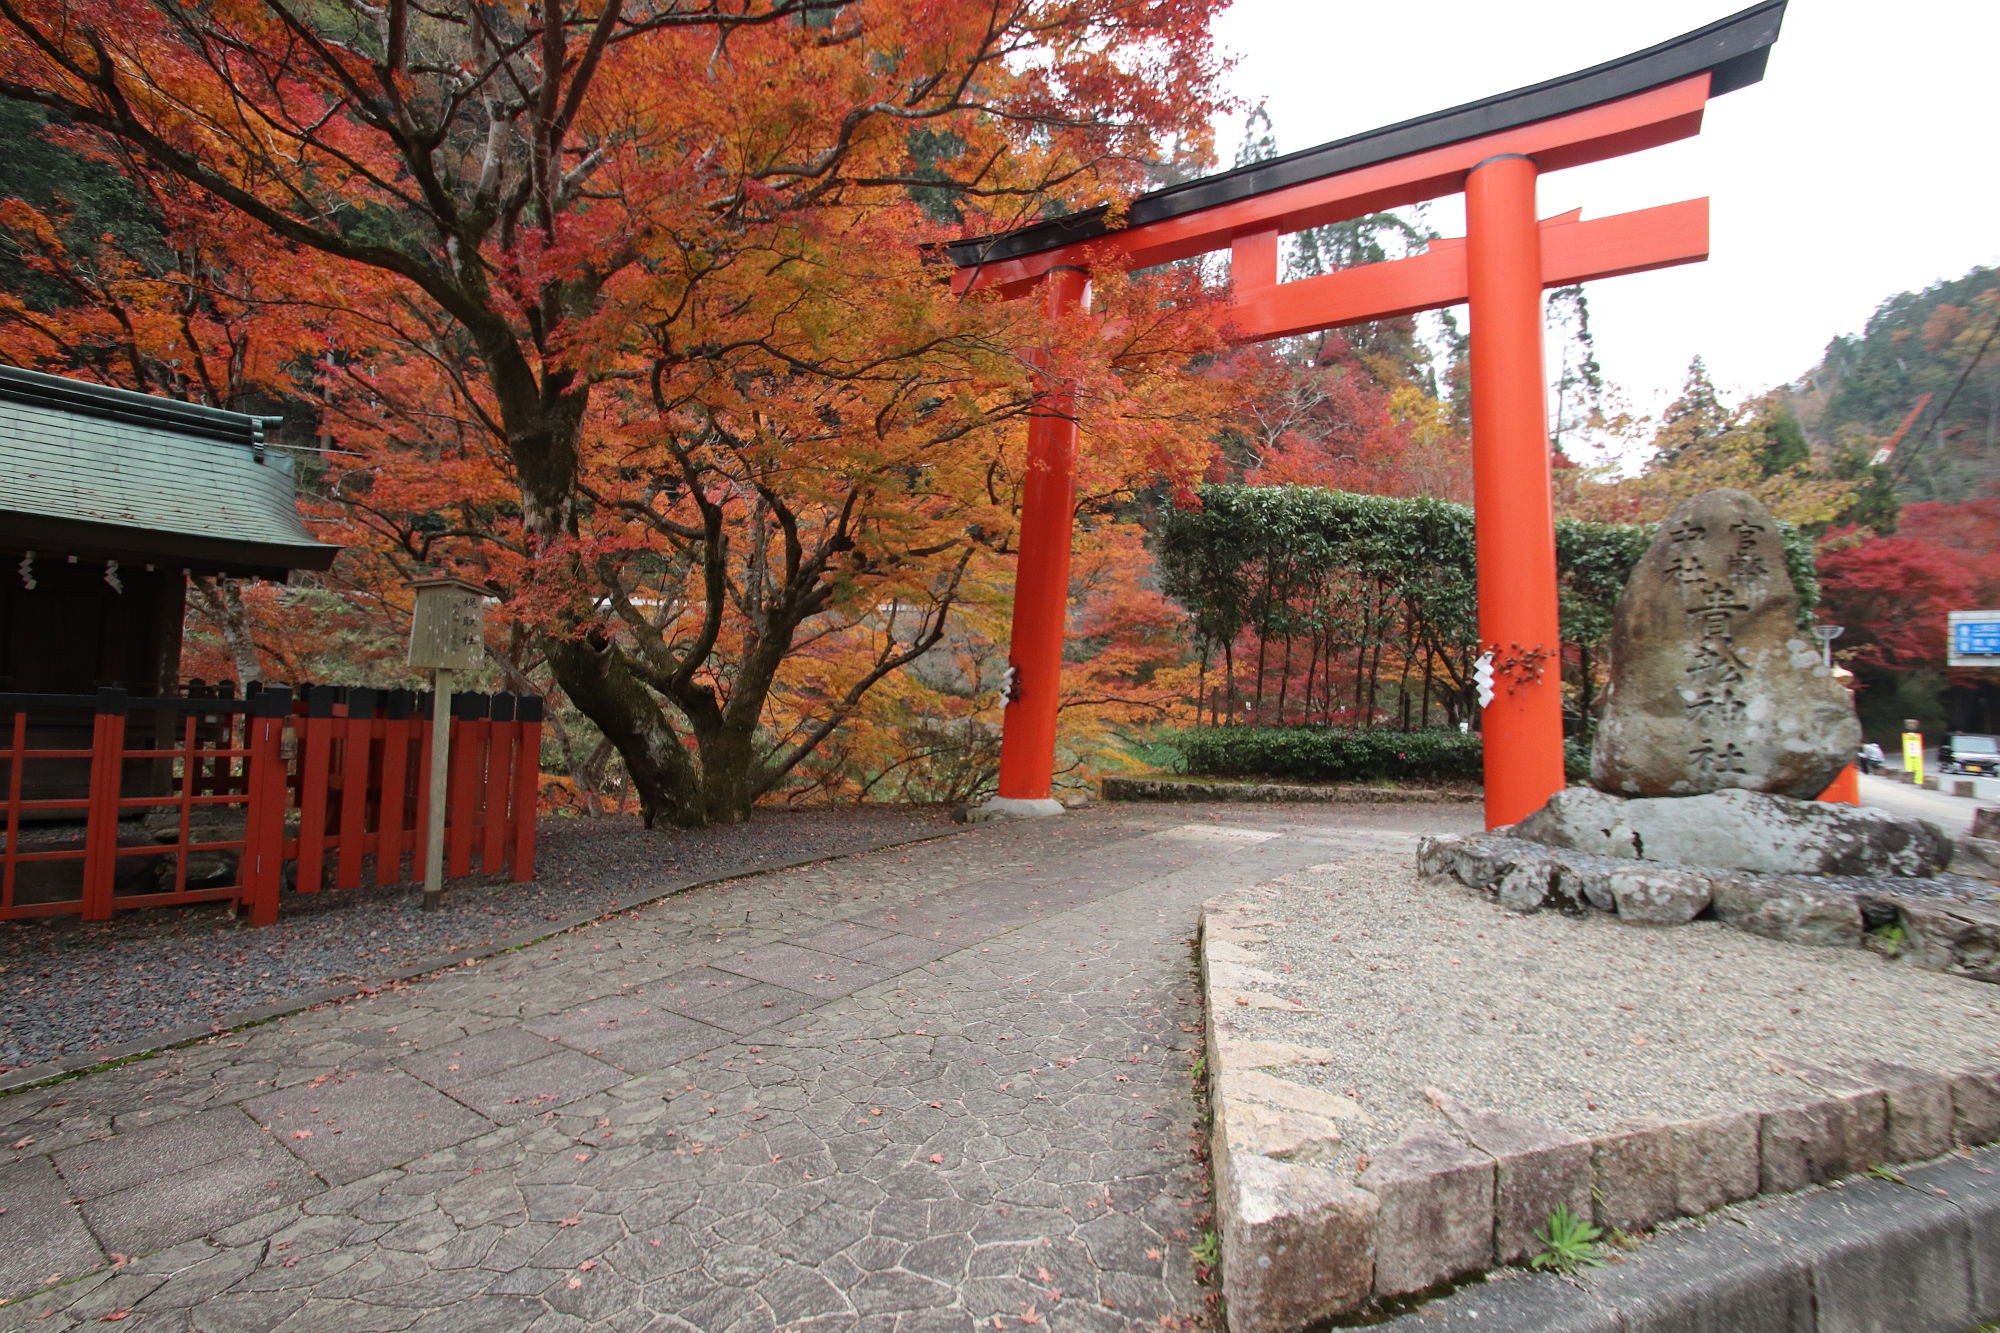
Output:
(1941, 733), (2000, 776)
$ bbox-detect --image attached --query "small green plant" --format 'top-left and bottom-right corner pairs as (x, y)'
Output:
(1868, 921), (1908, 956)
(1530, 1205), (1606, 1273)
(1190, 1052), (1208, 1083)
(1865, 1164), (1906, 1183)
(1191, 1229), (1221, 1267)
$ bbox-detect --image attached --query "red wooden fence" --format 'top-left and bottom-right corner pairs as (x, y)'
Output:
(0, 684), (543, 927)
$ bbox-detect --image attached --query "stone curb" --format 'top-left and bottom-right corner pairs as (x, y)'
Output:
(1371, 1145), (2000, 1330)
(0, 825), (962, 1097)
(1197, 885), (2000, 1332)
(1103, 775), (1476, 806)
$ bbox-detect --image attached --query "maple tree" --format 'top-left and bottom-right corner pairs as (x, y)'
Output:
(0, 0), (1231, 825)
(1896, 500), (2000, 607)
(1817, 530), (1979, 673)
(1815, 500), (2000, 738)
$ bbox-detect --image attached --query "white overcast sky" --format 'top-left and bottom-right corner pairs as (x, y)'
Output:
(1208, 0), (2000, 422)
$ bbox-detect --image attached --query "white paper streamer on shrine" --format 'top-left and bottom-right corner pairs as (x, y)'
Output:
(1474, 651), (1496, 710)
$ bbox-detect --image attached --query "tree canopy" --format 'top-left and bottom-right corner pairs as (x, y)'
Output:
(0, 0), (1231, 825)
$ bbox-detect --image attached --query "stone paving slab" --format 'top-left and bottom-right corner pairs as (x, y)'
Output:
(0, 809), (961, 1084)
(636, 968), (821, 1035)
(0, 1156), (104, 1296)
(439, 1049), (627, 1124)
(0, 802), (1461, 1329)
(401, 1026), (566, 1087)
(712, 943), (898, 999)
(52, 1104), (266, 1201)
(243, 1068), (499, 1185)
(78, 1137), (325, 1258)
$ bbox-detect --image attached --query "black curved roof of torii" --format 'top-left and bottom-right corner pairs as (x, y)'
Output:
(942, 0), (1785, 270)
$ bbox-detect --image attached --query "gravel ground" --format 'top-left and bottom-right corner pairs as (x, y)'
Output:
(1226, 834), (2000, 1171)
(0, 806), (958, 1072)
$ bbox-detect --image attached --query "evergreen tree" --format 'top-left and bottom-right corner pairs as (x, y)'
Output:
(1233, 103), (1277, 169)
(1657, 356), (1726, 461)
(1546, 284), (1604, 453)
(1758, 403), (1810, 476)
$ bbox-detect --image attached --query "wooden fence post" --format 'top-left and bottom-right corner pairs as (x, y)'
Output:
(334, 687), (374, 890)
(81, 687), (128, 922)
(376, 689), (414, 886)
(445, 691), (485, 880)
(509, 696), (543, 882)
(294, 685), (338, 893)
(240, 687), (291, 928)
(483, 694), (513, 873)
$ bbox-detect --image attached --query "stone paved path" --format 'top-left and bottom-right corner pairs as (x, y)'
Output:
(0, 802), (1472, 1332)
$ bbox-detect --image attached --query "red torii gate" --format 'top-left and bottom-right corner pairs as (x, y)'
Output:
(948, 2), (1786, 830)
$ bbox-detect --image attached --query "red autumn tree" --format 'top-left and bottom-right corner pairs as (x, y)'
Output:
(1896, 500), (2000, 607)
(0, 0), (1230, 825)
(1817, 531), (1982, 671)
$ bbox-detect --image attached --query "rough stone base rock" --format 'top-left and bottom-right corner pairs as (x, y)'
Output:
(1515, 786), (1951, 878)
(1606, 868), (1713, 924)
(1897, 898), (2000, 983)
(141, 808), (244, 887)
(1418, 830), (2000, 983)
(1709, 874), (1865, 949)
(1953, 834), (2000, 883)
(964, 796), (1064, 821)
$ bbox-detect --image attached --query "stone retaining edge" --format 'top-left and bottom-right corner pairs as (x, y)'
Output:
(1198, 884), (2000, 1333)
(1104, 775), (1475, 806)
(1372, 1146), (2000, 1331)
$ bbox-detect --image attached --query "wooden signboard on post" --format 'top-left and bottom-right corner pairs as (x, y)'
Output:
(407, 576), (489, 909)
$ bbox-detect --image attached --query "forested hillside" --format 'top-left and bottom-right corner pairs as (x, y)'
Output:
(1789, 265), (2000, 506)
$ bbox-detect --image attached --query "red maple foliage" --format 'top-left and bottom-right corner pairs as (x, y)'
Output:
(1895, 500), (2000, 607)
(1817, 529), (1983, 671)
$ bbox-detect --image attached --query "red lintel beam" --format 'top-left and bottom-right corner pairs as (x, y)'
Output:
(954, 75), (1709, 298)
(1224, 198), (1709, 343)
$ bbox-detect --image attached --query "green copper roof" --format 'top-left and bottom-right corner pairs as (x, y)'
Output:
(0, 365), (338, 578)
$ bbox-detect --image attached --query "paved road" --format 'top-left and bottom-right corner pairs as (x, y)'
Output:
(0, 801), (1474, 1332)
(1857, 771), (1991, 835)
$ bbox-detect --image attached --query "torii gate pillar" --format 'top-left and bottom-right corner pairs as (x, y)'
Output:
(1465, 154), (1567, 826)
(982, 268), (1090, 819)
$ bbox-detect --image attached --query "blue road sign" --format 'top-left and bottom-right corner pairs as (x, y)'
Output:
(1954, 619), (2000, 656)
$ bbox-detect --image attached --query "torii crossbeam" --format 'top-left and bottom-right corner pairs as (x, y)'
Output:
(947, 2), (1786, 829)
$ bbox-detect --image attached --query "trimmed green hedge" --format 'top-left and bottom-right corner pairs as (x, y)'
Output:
(1164, 726), (1589, 784)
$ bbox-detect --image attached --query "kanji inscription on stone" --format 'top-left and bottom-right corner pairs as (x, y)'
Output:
(1591, 489), (1859, 799)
